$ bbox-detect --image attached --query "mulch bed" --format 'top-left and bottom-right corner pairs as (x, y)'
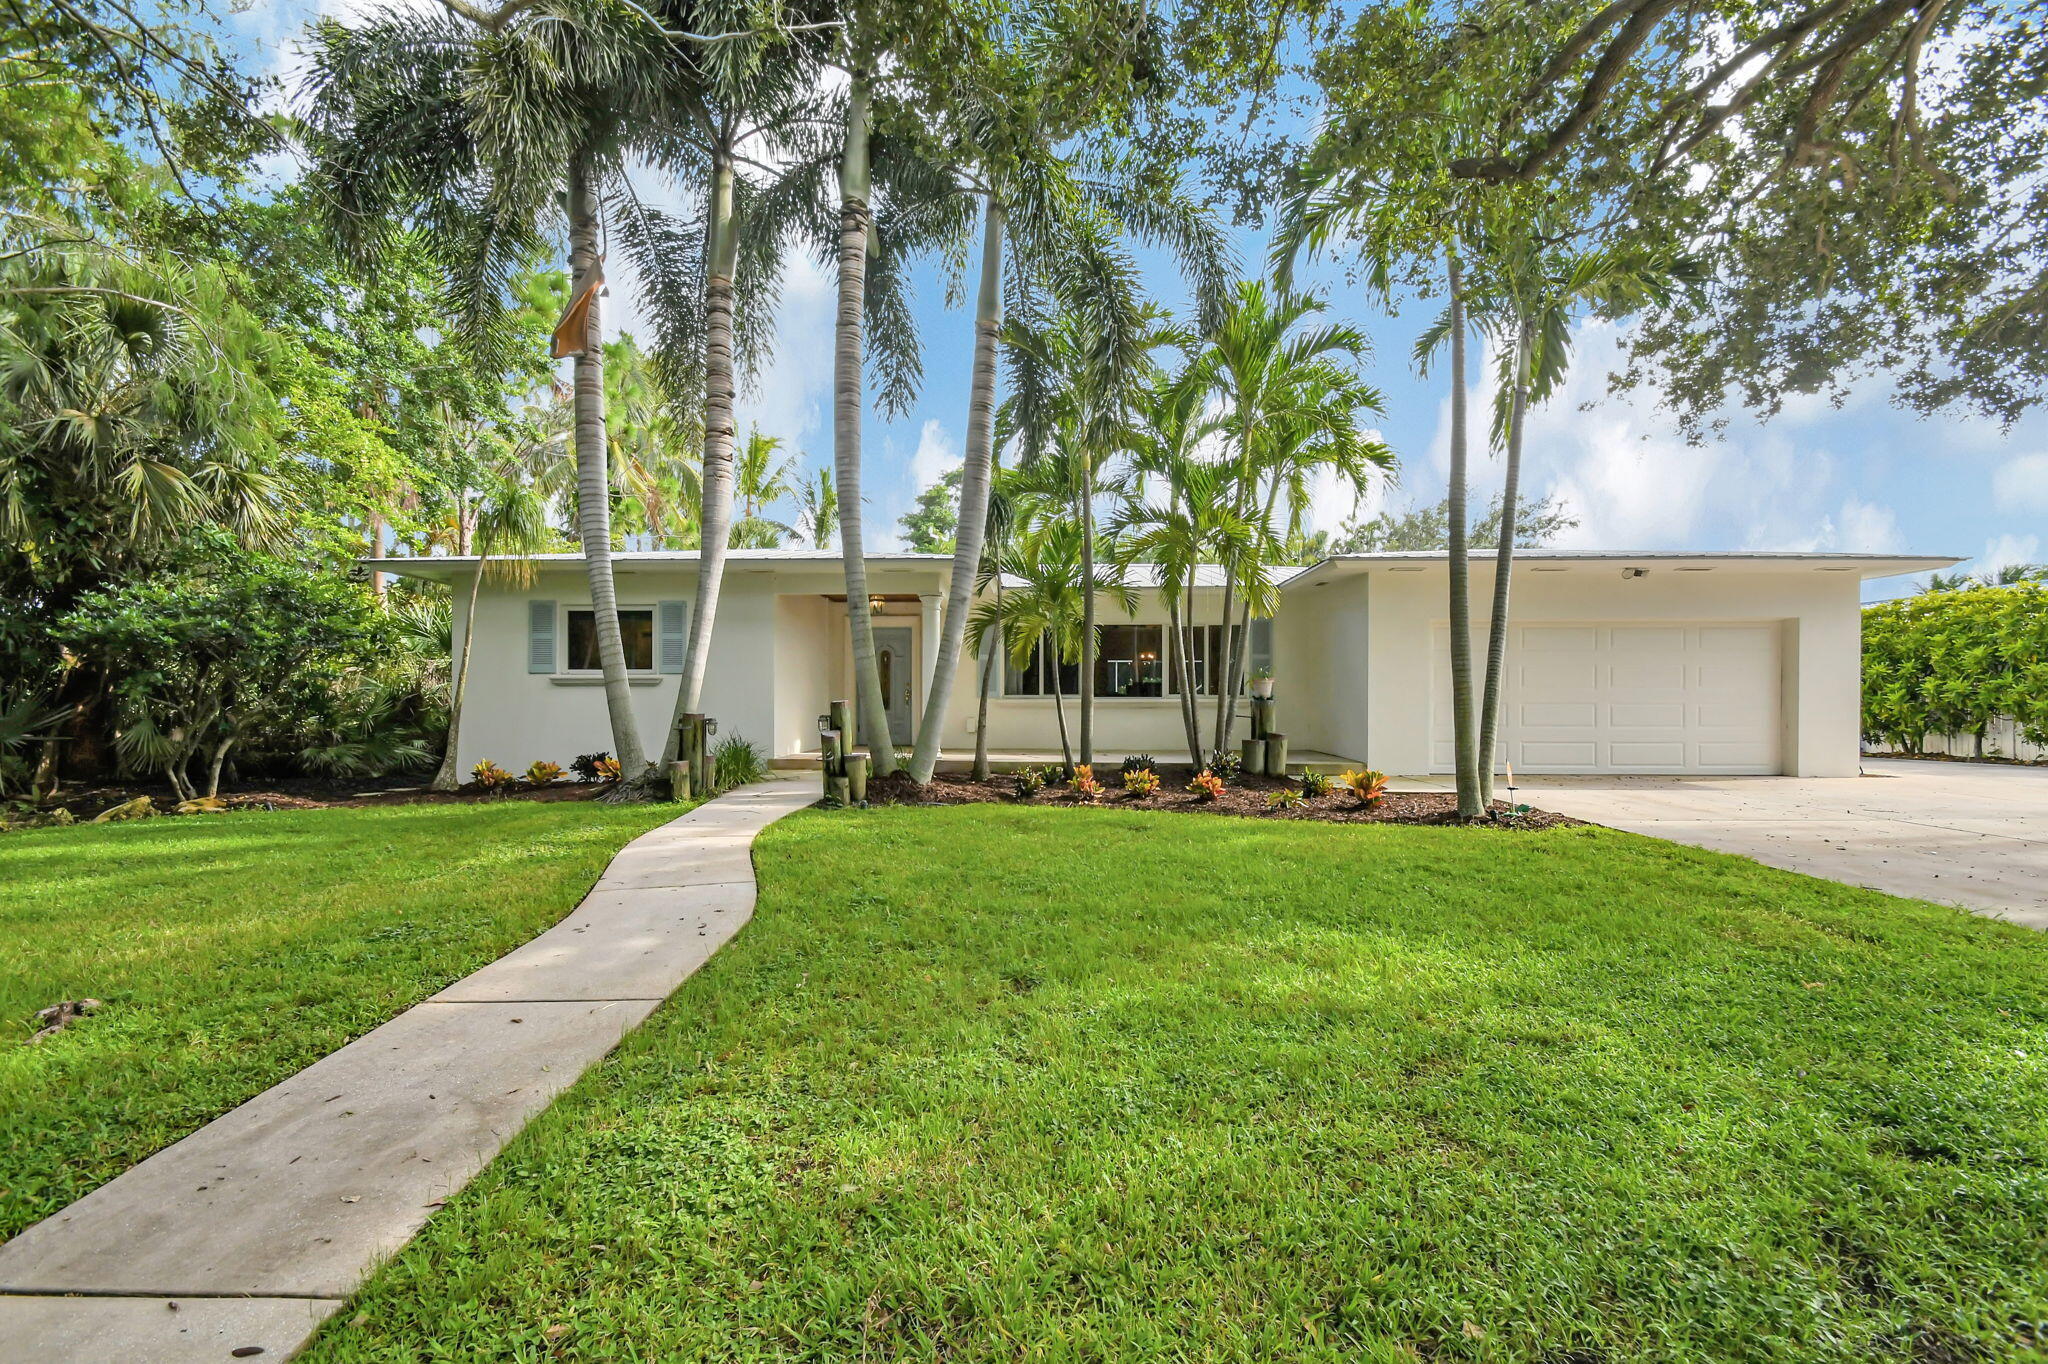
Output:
(860, 767), (1581, 830)
(26, 776), (613, 823)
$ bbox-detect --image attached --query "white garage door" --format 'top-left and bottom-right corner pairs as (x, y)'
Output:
(1432, 622), (1783, 774)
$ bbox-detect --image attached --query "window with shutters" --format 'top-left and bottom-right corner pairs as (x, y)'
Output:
(566, 608), (654, 671)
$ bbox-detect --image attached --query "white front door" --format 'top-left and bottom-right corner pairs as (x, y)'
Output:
(1432, 622), (1783, 774)
(872, 625), (915, 748)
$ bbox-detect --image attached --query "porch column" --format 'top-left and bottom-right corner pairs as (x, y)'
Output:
(918, 594), (942, 714)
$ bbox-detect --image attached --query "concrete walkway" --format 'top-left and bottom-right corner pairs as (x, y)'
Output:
(0, 778), (814, 1362)
(1501, 759), (2048, 929)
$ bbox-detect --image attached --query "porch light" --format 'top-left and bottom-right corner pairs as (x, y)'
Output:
(705, 717), (719, 737)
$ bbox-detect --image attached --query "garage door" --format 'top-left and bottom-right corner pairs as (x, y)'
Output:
(1432, 622), (1783, 774)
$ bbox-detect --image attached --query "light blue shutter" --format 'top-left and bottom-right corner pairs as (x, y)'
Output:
(527, 600), (557, 673)
(657, 600), (688, 674)
(1249, 617), (1274, 680)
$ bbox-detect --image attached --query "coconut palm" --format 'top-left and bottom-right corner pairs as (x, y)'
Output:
(896, 2), (1234, 785)
(792, 465), (837, 548)
(302, 2), (693, 777)
(724, 427), (798, 547)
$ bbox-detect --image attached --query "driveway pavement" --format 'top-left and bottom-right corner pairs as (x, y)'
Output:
(1501, 758), (2048, 929)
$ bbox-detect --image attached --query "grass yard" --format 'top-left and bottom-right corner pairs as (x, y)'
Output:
(304, 805), (2048, 1363)
(0, 798), (680, 1240)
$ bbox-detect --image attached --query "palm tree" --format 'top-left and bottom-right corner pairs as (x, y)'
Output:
(793, 465), (838, 548)
(1453, 232), (1688, 802)
(431, 465), (552, 791)
(726, 427), (798, 547)
(968, 514), (1133, 775)
(646, 0), (839, 767)
(1189, 280), (1378, 755)
(302, 3), (692, 778)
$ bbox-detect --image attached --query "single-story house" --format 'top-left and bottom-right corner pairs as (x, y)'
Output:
(366, 549), (1955, 778)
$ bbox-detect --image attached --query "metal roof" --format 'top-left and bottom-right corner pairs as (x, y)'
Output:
(1278, 551), (1961, 587)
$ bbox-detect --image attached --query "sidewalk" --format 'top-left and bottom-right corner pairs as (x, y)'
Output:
(0, 778), (815, 1361)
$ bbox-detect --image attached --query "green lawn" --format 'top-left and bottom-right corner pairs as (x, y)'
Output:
(304, 805), (2048, 1363)
(0, 798), (679, 1240)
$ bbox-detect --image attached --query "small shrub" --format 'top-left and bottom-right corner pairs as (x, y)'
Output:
(711, 734), (769, 791)
(1266, 787), (1307, 810)
(470, 759), (512, 791)
(1119, 753), (1157, 776)
(593, 756), (622, 782)
(1013, 766), (1046, 799)
(1339, 768), (1389, 807)
(1211, 751), (1243, 785)
(1188, 769), (1225, 802)
(570, 752), (613, 783)
(1122, 767), (1160, 798)
(523, 760), (564, 786)
(1068, 764), (1104, 803)
(1299, 769), (1332, 798)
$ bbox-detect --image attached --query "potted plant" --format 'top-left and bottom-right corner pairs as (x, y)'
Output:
(1249, 668), (1275, 700)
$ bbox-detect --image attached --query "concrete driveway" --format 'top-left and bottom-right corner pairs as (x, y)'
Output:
(1502, 759), (2048, 929)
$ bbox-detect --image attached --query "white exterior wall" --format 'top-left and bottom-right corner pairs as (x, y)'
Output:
(1279, 561), (1865, 777)
(440, 553), (1885, 778)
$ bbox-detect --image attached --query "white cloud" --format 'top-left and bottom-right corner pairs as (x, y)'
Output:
(1991, 452), (2048, 512)
(1412, 319), (1928, 554)
(1975, 533), (2042, 575)
(908, 418), (961, 491)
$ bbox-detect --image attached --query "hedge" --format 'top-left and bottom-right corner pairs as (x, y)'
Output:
(1862, 583), (2048, 754)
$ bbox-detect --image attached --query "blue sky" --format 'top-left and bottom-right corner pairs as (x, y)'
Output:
(232, 0), (2048, 601)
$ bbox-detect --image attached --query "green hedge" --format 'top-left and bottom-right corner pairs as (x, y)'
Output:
(1862, 583), (2048, 754)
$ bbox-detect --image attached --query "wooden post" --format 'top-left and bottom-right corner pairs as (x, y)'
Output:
(820, 729), (840, 796)
(1265, 733), (1289, 778)
(670, 760), (692, 802)
(829, 698), (853, 774)
(845, 752), (869, 805)
(681, 714), (704, 795)
(1250, 697), (1272, 741)
(828, 776), (850, 806)
(1240, 737), (1266, 777)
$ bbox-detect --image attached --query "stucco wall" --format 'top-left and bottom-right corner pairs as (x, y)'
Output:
(447, 556), (1868, 778)
(1275, 561), (1864, 777)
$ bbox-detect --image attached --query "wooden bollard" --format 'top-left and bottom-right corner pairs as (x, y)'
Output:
(1265, 732), (1289, 778)
(845, 752), (869, 805)
(670, 760), (692, 802)
(828, 776), (850, 806)
(1240, 737), (1267, 776)
(828, 699), (853, 770)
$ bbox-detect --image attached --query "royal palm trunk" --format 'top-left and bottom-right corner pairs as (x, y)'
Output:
(1078, 452), (1096, 766)
(568, 148), (646, 775)
(833, 74), (895, 775)
(666, 148), (739, 764)
(431, 557), (488, 791)
(909, 200), (1004, 782)
(1445, 249), (1480, 817)
(1478, 313), (1533, 806)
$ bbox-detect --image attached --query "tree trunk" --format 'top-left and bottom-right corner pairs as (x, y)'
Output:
(832, 74), (895, 776)
(1167, 597), (1203, 766)
(909, 200), (1004, 782)
(1210, 579), (1234, 754)
(367, 510), (387, 600)
(1050, 645), (1073, 774)
(431, 558), (488, 791)
(1478, 313), (1533, 807)
(568, 147), (646, 775)
(1078, 452), (1097, 767)
(972, 575), (1003, 780)
(205, 734), (234, 800)
(1445, 249), (1481, 818)
(666, 146), (740, 765)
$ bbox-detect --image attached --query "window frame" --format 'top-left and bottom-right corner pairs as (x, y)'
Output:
(996, 622), (1254, 700)
(562, 604), (657, 675)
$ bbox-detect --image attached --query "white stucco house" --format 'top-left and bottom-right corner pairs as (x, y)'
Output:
(366, 549), (1954, 779)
